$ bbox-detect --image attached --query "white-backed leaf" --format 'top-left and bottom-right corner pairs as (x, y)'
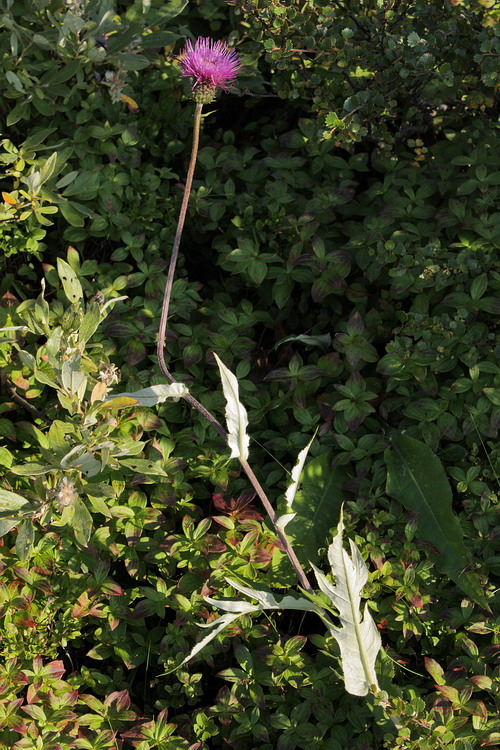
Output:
(203, 596), (260, 615)
(180, 583), (321, 669)
(284, 433), (316, 510)
(224, 579), (322, 614)
(213, 353), (249, 460)
(178, 612), (249, 668)
(275, 512), (296, 530)
(311, 514), (381, 696)
(100, 295), (128, 315)
(105, 383), (188, 407)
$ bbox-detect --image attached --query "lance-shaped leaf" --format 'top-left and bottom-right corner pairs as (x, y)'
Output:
(274, 453), (347, 569)
(105, 382), (188, 407)
(213, 353), (249, 461)
(179, 581), (322, 669)
(385, 433), (490, 610)
(311, 514), (381, 696)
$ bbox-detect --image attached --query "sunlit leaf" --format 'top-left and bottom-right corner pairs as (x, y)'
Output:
(311, 513), (381, 696)
(57, 257), (83, 304)
(213, 353), (249, 461)
(105, 383), (188, 407)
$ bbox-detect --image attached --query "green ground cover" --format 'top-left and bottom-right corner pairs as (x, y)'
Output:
(0, 1), (498, 747)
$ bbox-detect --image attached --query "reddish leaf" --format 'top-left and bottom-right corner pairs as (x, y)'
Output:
(435, 685), (460, 705)
(101, 581), (123, 596)
(471, 675), (493, 690)
(72, 592), (90, 618)
(409, 592), (424, 608)
(104, 689), (131, 712)
(424, 656), (445, 685)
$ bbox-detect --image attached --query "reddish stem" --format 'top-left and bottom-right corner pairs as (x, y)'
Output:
(157, 101), (314, 595)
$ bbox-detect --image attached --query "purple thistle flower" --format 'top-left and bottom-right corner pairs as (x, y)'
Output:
(179, 37), (241, 97)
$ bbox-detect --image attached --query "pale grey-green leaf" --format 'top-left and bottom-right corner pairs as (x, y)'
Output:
(105, 382), (188, 407)
(213, 353), (249, 460)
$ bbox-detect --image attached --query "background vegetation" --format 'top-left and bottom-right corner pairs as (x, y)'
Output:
(0, 0), (498, 748)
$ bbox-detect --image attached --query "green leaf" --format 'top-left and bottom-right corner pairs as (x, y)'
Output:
(470, 273), (488, 301)
(72, 497), (93, 546)
(59, 200), (85, 227)
(118, 459), (169, 477)
(0, 446), (13, 468)
(15, 517), (35, 561)
(57, 257), (83, 304)
(142, 0), (188, 25)
(482, 388), (500, 407)
(7, 100), (29, 126)
(39, 59), (80, 86)
(79, 304), (101, 344)
(0, 489), (33, 537)
(274, 333), (332, 351)
(248, 259), (267, 285)
(10, 463), (55, 475)
(279, 453), (347, 567)
(385, 433), (490, 610)
(39, 152), (58, 186)
(61, 353), (86, 397)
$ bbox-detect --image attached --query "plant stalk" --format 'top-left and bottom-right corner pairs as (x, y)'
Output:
(157, 101), (314, 595)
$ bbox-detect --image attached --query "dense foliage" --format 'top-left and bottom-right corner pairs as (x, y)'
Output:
(0, 0), (498, 748)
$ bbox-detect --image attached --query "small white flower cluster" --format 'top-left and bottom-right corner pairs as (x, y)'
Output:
(65, 0), (86, 16)
(56, 477), (78, 510)
(98, 362), (120, 386)
(103, 68), (128, 104)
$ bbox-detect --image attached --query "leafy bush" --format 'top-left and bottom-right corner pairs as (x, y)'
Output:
(0, 0), (499, 747)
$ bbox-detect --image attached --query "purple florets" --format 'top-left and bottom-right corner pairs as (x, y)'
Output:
(179, 37), (241, 92)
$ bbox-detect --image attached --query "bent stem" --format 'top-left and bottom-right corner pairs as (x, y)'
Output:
(157, 101), (314, 594)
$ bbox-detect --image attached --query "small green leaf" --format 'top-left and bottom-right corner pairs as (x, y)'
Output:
(39, 152), (58, 186)
(57, 257), (83, 304)
(72, 497), (93, 546)
(470, 273), (488, 301)
(15, 517), (35, 561)
(483, 388), (500, 407)
(0, 489), (33, 537)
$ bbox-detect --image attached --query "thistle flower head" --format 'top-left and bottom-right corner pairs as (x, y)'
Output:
(179, 37), (241, 103)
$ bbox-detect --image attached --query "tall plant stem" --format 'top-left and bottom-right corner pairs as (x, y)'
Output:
(239, 458), (314, 594)
(156, 103), (227, 440)
(157, 101), (314, 595)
